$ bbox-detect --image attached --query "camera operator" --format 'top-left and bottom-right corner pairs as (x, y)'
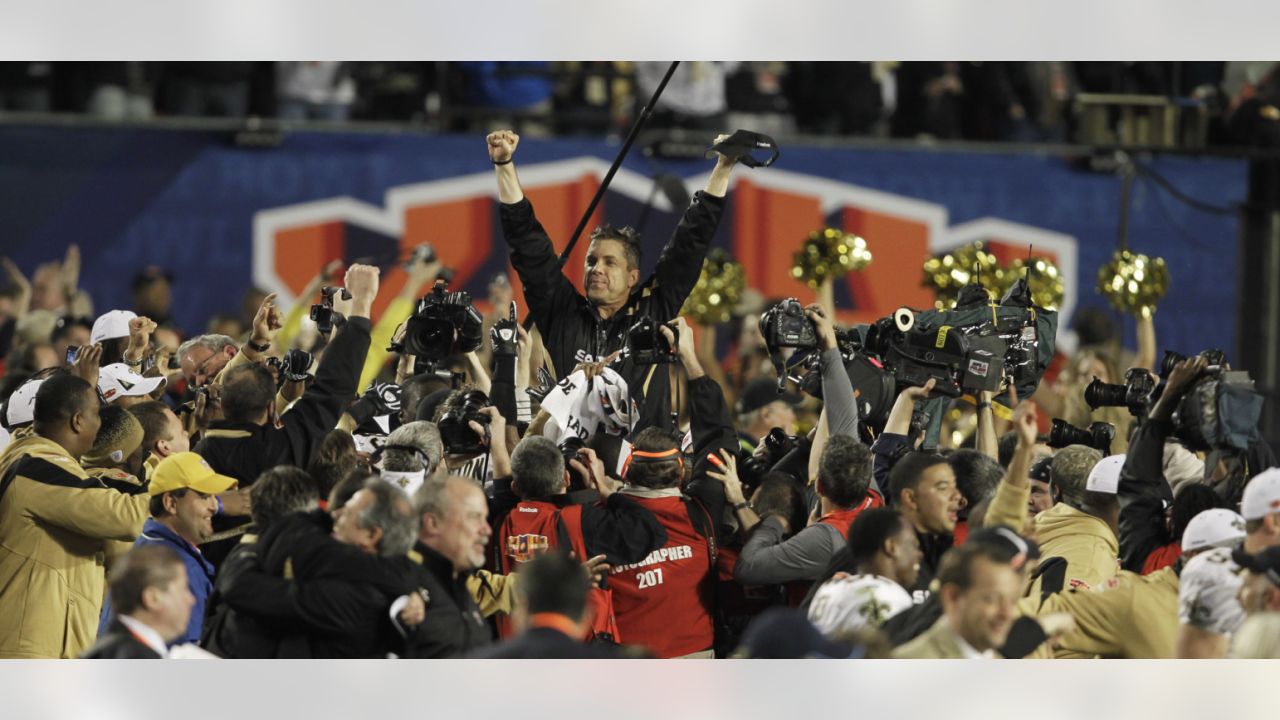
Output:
(487, 129), (737, 382)
(1116, 356), (1228, 576)
(731, 304), (882, 589)
(194, 265), (379, 517)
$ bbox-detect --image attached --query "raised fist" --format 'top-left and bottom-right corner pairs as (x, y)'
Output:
(486, 130), (520, 164)
(344, 264), (380, 304)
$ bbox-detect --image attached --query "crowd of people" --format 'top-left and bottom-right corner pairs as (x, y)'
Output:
(0, 127), (1277, 660)
(2, 61), (1278, 146)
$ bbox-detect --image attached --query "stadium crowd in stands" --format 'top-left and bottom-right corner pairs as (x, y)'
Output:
(2, 61), (1279, 147)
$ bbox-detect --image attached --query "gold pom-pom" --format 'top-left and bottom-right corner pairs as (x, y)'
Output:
(921, 242), (1001, 309)
(681, 248), (746, 325)
(790, 228), (873, 290)
(1096, 249), (1169, 317)
(923, 243), (1066, 311)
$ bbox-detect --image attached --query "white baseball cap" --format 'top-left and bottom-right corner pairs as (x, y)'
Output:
(98, 363), (166, 404)
(1182, 508), (1247, 553)
(90, 310), (137, 345)
(1241, 468), (1280, 521)
(3, 377), (46, 428)
(1085, 454), (1126, 494)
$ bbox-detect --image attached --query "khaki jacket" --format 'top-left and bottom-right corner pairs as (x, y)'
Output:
(1029, 503), (1120, 596)
(468, 570), (520, 618)
(893, 617), (1003, 659)
(1027, 567), (1179, 659)
(0, 435), (149, 658)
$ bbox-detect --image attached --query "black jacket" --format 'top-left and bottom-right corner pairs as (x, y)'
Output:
(909, 531), (954, 601)
(682, 375), (738, 543)
(82, 617), (163, 659)
(196, 316), (372, 486)
(403, 543), (493, 658)
(195, 317), (371, 565)
(1117, 417), (1176, 573)
(499, 192), (725, 379)
(205, 510), (417, 658)
(472, 626), (636, 659)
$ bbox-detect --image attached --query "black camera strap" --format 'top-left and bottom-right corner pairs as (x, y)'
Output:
(704, 129), (780, 169)
(768, 347), (789, 394)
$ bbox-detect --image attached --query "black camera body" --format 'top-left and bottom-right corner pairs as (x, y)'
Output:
(627, 317), (678, 365)
(393, 282), (484, 364)
(437, 389), (492, 456)
(1084, 367), (1156, 416)
(310, 286), (352, 336)
(760, 298), (819, 351)
(861, 309), (1007, 398)
(1047, 418), (1115, 454)
(558, 436), (586, 468)
(741, 428), (799, 484)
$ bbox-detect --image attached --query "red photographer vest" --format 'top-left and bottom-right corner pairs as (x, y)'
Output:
(609, 494), (716, 658)
(816, 489), (885, 538)
(783, 490), (885, 606)
(496, 499), (620, 642)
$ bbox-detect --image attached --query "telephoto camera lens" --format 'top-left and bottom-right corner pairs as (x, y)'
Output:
(1047, 418), (1115, 454)
(1083, 377), (1129, 409)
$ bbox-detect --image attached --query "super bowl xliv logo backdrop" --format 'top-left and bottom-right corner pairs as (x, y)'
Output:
(253, 160), (1080, 341)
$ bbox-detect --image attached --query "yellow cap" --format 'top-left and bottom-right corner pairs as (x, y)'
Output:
(149, 452), (238, 496)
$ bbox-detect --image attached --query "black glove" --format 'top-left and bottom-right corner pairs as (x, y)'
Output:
(349, 382), (403, 427)
(526, 366), (556, 403)
(368, 382), (402, 413)
(281, 349), (315, 382)
(490, 302), (518, 358)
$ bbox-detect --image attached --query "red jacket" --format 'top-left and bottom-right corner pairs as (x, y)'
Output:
(496, 500), (620, 642)
(609, 493), (716, 658)
(1141, 541), (1180, 575)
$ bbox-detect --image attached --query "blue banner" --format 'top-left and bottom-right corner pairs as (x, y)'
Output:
(0, 124), (1245, 358)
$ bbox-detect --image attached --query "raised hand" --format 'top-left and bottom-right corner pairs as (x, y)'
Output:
(706, 449), (746, 505)
(72, 343), (103, 389)
(486, 130), (520, 164)
(344, 264), (380, 319)
(1013, 400), (1038, 449)
(804, 303), (838, 350)
(904, 377), (938, 402)
(125, 316), (158, 363)
(250, 293), (284, 348)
